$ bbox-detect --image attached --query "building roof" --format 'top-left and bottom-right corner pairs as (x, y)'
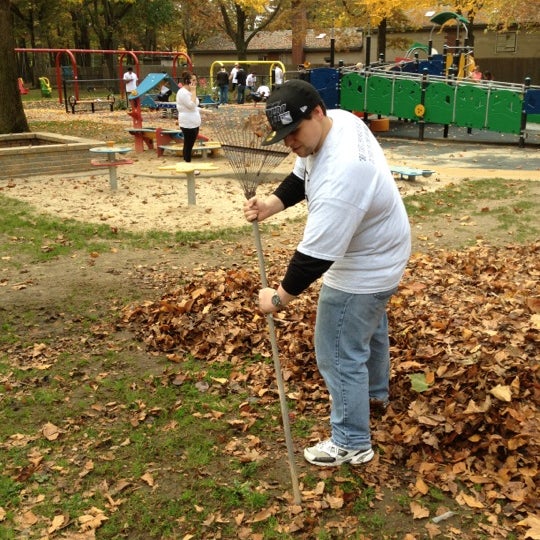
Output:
(193, 28), (364, 54)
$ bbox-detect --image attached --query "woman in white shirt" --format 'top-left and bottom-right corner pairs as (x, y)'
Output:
(176, 71), (201, 163)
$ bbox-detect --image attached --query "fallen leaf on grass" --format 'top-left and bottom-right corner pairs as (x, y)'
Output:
(517, 514), (540, 539)
(410, 500), (430, 519)
(78, 506), (108, 532)
(456, 491), (485, 509)
(42, 422), (61, 441)
(140, 472), (155, 486)
(48, 513), (67, 533)
(489, 384), (512, 402)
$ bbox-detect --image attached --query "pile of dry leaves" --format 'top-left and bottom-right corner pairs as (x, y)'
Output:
(122, 242), (539, 537)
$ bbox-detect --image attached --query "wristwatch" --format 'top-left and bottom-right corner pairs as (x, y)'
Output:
(271, 291), (283, 308)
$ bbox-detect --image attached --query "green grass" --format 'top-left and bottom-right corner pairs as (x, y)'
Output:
(0, 193), (251, 269)
(404, 177), (539, 245)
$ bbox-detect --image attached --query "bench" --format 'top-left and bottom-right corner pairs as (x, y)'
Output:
(68, 94), (115, 114)
(390, 166), (435, 181)
(159, 141), (221, 159)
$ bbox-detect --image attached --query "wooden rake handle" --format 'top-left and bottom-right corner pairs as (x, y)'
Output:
(251, 220), (302, 505)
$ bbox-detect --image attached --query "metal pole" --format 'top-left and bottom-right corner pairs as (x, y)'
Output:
(519, 77), (531, 148)
(186, 171), (196, 205)
(419, 68), (428, 141)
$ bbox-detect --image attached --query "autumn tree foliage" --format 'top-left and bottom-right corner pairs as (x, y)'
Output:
(447, 0), (540, 30)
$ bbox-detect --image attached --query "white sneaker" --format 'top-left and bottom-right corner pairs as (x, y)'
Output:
(304, 439), (374, 467)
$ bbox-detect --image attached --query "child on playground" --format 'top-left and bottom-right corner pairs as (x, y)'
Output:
(156, 81), (172, 102)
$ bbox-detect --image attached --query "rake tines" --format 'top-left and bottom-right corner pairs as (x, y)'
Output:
(210, 109), (290, 199)
(220, 143), (289, 198)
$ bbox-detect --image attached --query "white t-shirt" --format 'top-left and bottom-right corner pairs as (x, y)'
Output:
(123, 70), (138, 92)
(175, 86), (201, 129)
(256, 85), (270, 97)
(291, 109), (411, 294)
(274, 66), (284, 85)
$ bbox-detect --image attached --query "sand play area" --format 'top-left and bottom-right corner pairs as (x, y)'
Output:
(2, 106), (539, 233)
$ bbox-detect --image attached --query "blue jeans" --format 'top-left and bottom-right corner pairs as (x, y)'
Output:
(236, 85), (246, 104)
(314, 284), (397, 450)
(218, 85), (228, 104)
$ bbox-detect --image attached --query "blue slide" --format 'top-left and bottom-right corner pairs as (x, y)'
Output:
(129, 73), (181, 101)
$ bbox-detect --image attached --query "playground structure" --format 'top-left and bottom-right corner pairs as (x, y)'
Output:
(304, 65), (539, 147)
(18, 78), (29, 95)
(301, 11), (540, 147)
(127, 72), (182, 152)
(38, 76), (52, 98)
(389, 12), (476, 79)
(15, 48), (193, 105)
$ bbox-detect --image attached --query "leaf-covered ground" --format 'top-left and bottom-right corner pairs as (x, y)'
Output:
(121, 241), (539, 539)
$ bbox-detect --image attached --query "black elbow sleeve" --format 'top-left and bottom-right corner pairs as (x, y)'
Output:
(273, 172), (305, 208)
(282, 250), (333, 296)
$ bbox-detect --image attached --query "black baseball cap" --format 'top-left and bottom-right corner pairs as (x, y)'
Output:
(262, 79), (323, 146)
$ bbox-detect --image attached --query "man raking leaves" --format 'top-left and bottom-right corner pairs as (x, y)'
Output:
(244, 80), (411, 467)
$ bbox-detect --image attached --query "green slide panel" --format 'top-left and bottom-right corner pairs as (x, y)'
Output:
(454, 84), (488, 129)
(365, 76), (393, 116)
(393, 79), (421, 120)
(424, 82), (455, 125)
(486, 89), (522, 134)
(340, 72), (366, 112)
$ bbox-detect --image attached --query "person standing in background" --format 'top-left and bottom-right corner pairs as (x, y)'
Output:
(123, 66), (138, 94)
(216, 65), (229, 105)
(273, 64), (284, 88)
(176, 71), (201, 163)
(229, 63), (239, 100)
(246, 71), (257, 94)
(236, 65), (247, 104)
(123, 66), (138, 106)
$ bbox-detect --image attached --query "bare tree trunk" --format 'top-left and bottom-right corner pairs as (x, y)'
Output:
(0, 0), (30, 134)
(377, 18), (387, 62)
(291, 1), (307, 67)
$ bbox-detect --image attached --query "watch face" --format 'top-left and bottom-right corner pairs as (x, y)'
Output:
(272, 293), (281, 306)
